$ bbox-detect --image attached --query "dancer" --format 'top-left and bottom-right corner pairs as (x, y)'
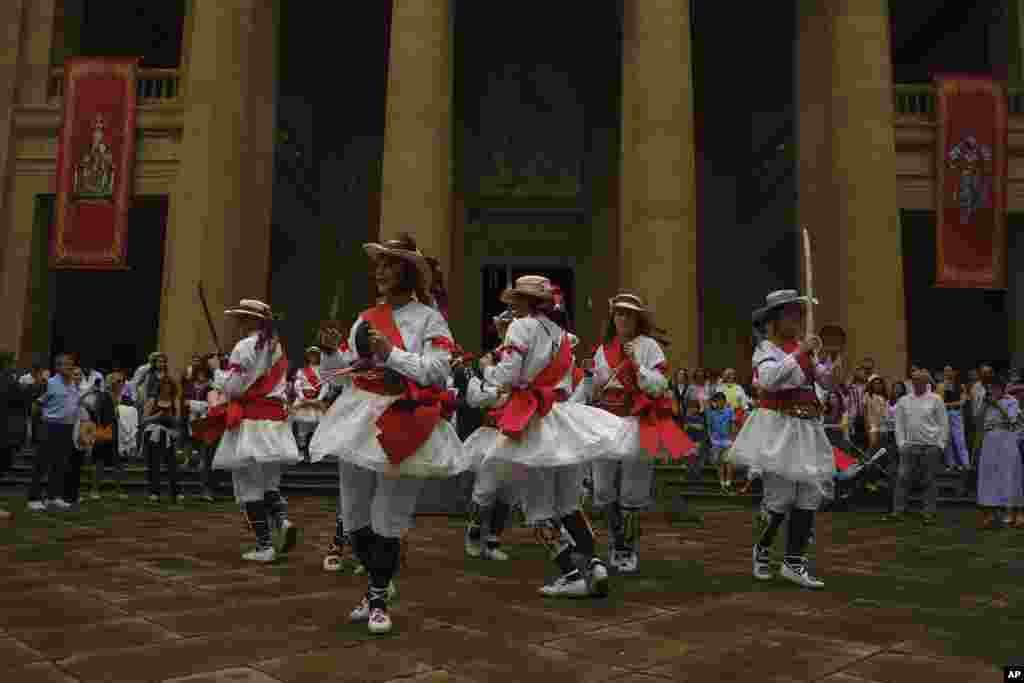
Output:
(311, 233), (469, 635)
(576, 293), (694, 574)
(293, 346), (328, 463)
(462, 308), (520, 561)
(465, 275), (626, 598)
(730, 290), (840, 589)
(975, 374), (1023, 528)
(208, 299), (301, 563)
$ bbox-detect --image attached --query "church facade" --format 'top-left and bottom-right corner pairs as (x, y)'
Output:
(1, 0), (1023, 379)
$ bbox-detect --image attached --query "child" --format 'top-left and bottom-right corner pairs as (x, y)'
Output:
(707, 391), (736, 492)
(684, 397), (708, 480)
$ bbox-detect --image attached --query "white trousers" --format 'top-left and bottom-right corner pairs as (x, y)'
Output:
(338, 460), (424, 539)
(521, 465), (582, 525)
(592, 458), (655, 510)
(471, 461), (522, 508)
(232, 463), (282, 504)
(761, 472), (823, 513)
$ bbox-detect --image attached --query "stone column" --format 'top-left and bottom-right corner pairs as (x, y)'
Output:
(619, 0), (698, 369)
(829, 0), (907, 378)
(158, 0), (279, 368)
(379, 0), (452, 287)
(16, 0), (56, 104)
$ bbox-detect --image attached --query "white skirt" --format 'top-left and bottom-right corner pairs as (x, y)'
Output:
(309, 386), (470, 479)
(728, 409), (835, 486)
(213, 419), (300, 471)
(474, 401), (626, 469)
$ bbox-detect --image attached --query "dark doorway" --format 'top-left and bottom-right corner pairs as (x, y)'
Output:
(480, 265), (575, 352)
(49, 196), (168, 373)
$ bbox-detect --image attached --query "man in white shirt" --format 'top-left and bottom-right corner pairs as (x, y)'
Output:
(891, 368), (949, 524)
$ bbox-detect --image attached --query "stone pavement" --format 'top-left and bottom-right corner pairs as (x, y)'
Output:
(0, 497), (1007, 682)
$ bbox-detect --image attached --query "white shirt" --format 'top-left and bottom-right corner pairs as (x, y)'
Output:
(752, 341), (836, 393)
(79, 370), (103, 395)
(482, 313), (572, 394)
(216, 334), (289, 402)
(894, 391), (949, 450)
(321, 301), (454, 389)
(575, 335), (669, 404)
(117, 405), (138, 454)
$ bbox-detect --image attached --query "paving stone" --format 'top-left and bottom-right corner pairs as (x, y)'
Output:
(544, 626), (696, 670)
(0, 586), (129, 630)
(2, 661), (80, 682)
(255, 642), (436, 683)
(447, 642), (635, 683)
(0, 635), (46, 670)
(838, 653), (1003, 683)
(163, 667), (285, 683)
(10, 617), (181, 659)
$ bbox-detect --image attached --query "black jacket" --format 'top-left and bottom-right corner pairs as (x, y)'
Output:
(1, 371), (29, 448)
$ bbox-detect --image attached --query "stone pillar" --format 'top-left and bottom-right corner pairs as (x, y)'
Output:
(619, 0), (698, 369)
(16, 0), (56, 103)
(797, 0), (907, 378)
(829, 0), (907, 378)
(158, 0), (279, 369)
(379, 0), (452, 286)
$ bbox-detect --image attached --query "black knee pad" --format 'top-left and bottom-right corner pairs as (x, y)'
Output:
(349, 526), (376, 569)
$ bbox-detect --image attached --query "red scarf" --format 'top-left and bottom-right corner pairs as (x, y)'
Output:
(602, 338), (694, 461)
(301, 366), (321, 399)
(490, 330), (573, 439)
(199, 345), (289, 444)
(354, 304), (453, 466)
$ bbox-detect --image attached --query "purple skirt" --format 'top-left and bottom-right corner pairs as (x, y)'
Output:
(976, 429), (1024, 507)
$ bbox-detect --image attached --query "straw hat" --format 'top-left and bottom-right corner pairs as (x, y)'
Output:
(500, 275), (555, 304)
(752, 290), (818, 324)
(608, 292), (653, 326)
(363, 235), (432, 291)
(225, 299), (273, 320)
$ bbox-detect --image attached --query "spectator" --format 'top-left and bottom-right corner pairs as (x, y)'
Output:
(846, 365), (868, 449)
(902, 363), (933, 395)
(890, 368), (948, 524)
(975, 374), (1022, 529)
(671, 368), (689, 428)
(28, 353), (79, 511)
(142, 376), (182, 503)
(864, 375), (889, 453)
(937, 366), (969, 472)
(117, 391), (139, 463)
(706, 391), (736, 492)
(969, 364), (995, 462)
(1, 351), (28, 480)
(716, 367), (752, 414)
(65, 366), (88, 506)
(860, 357), (878, 378)
(686, 367), (710, 407)
(77, 361), (103, 395)
(83, 371), (125, 499)
(182, 363), (217, 501)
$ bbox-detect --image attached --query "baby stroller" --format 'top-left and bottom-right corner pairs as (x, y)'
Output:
(823, 426), (891, 511)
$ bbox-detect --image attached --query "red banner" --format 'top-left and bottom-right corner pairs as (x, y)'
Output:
(934, 75), (1008, 290)
(51, 57), (139, 270)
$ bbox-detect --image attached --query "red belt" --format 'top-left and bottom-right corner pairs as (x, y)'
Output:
(631, 392), (695, 460)
(599, 388), (630, 417)
(356, 372), (452, 465)
(490, 386), (568, 439)
(198, 397), (288, 445)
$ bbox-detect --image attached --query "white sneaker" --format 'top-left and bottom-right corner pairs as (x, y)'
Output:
(89, 491), (101, 501)
(353, 563), (367, 575)
(27, 500), (46, 512)
(780, 561), (824, 589)
(242, 547), (276, 563)
(49, 498), (71, 511)
(387, 580), (397, 601)
(368, 607), (392, 634)
(175, 494), (185, 504)
(618, 552), (639, 574)
(539, 573), (589, 598)
(277, 519), (298, 555)
(753, 545), (773, 581)
(148, 494), (159, 503)
(481, 546), (509, 561)
(588, 560), (610, 597)
(349, 596), (371, 622)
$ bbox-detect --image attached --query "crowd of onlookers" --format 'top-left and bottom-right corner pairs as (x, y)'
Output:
(2, 349), (1022, 526)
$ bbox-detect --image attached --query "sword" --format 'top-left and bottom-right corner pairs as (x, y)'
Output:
(801, 227), (822, 356)
(198, 281), (223, 356)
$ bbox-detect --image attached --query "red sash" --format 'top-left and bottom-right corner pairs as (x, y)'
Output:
(602, 339), (693, 460)
(354, 304), (452, 466)
(572, 366), (584, 391)
(490, 331), (573, 439)
(199, 348), (289, 444)
(301, 366), (322, 399)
